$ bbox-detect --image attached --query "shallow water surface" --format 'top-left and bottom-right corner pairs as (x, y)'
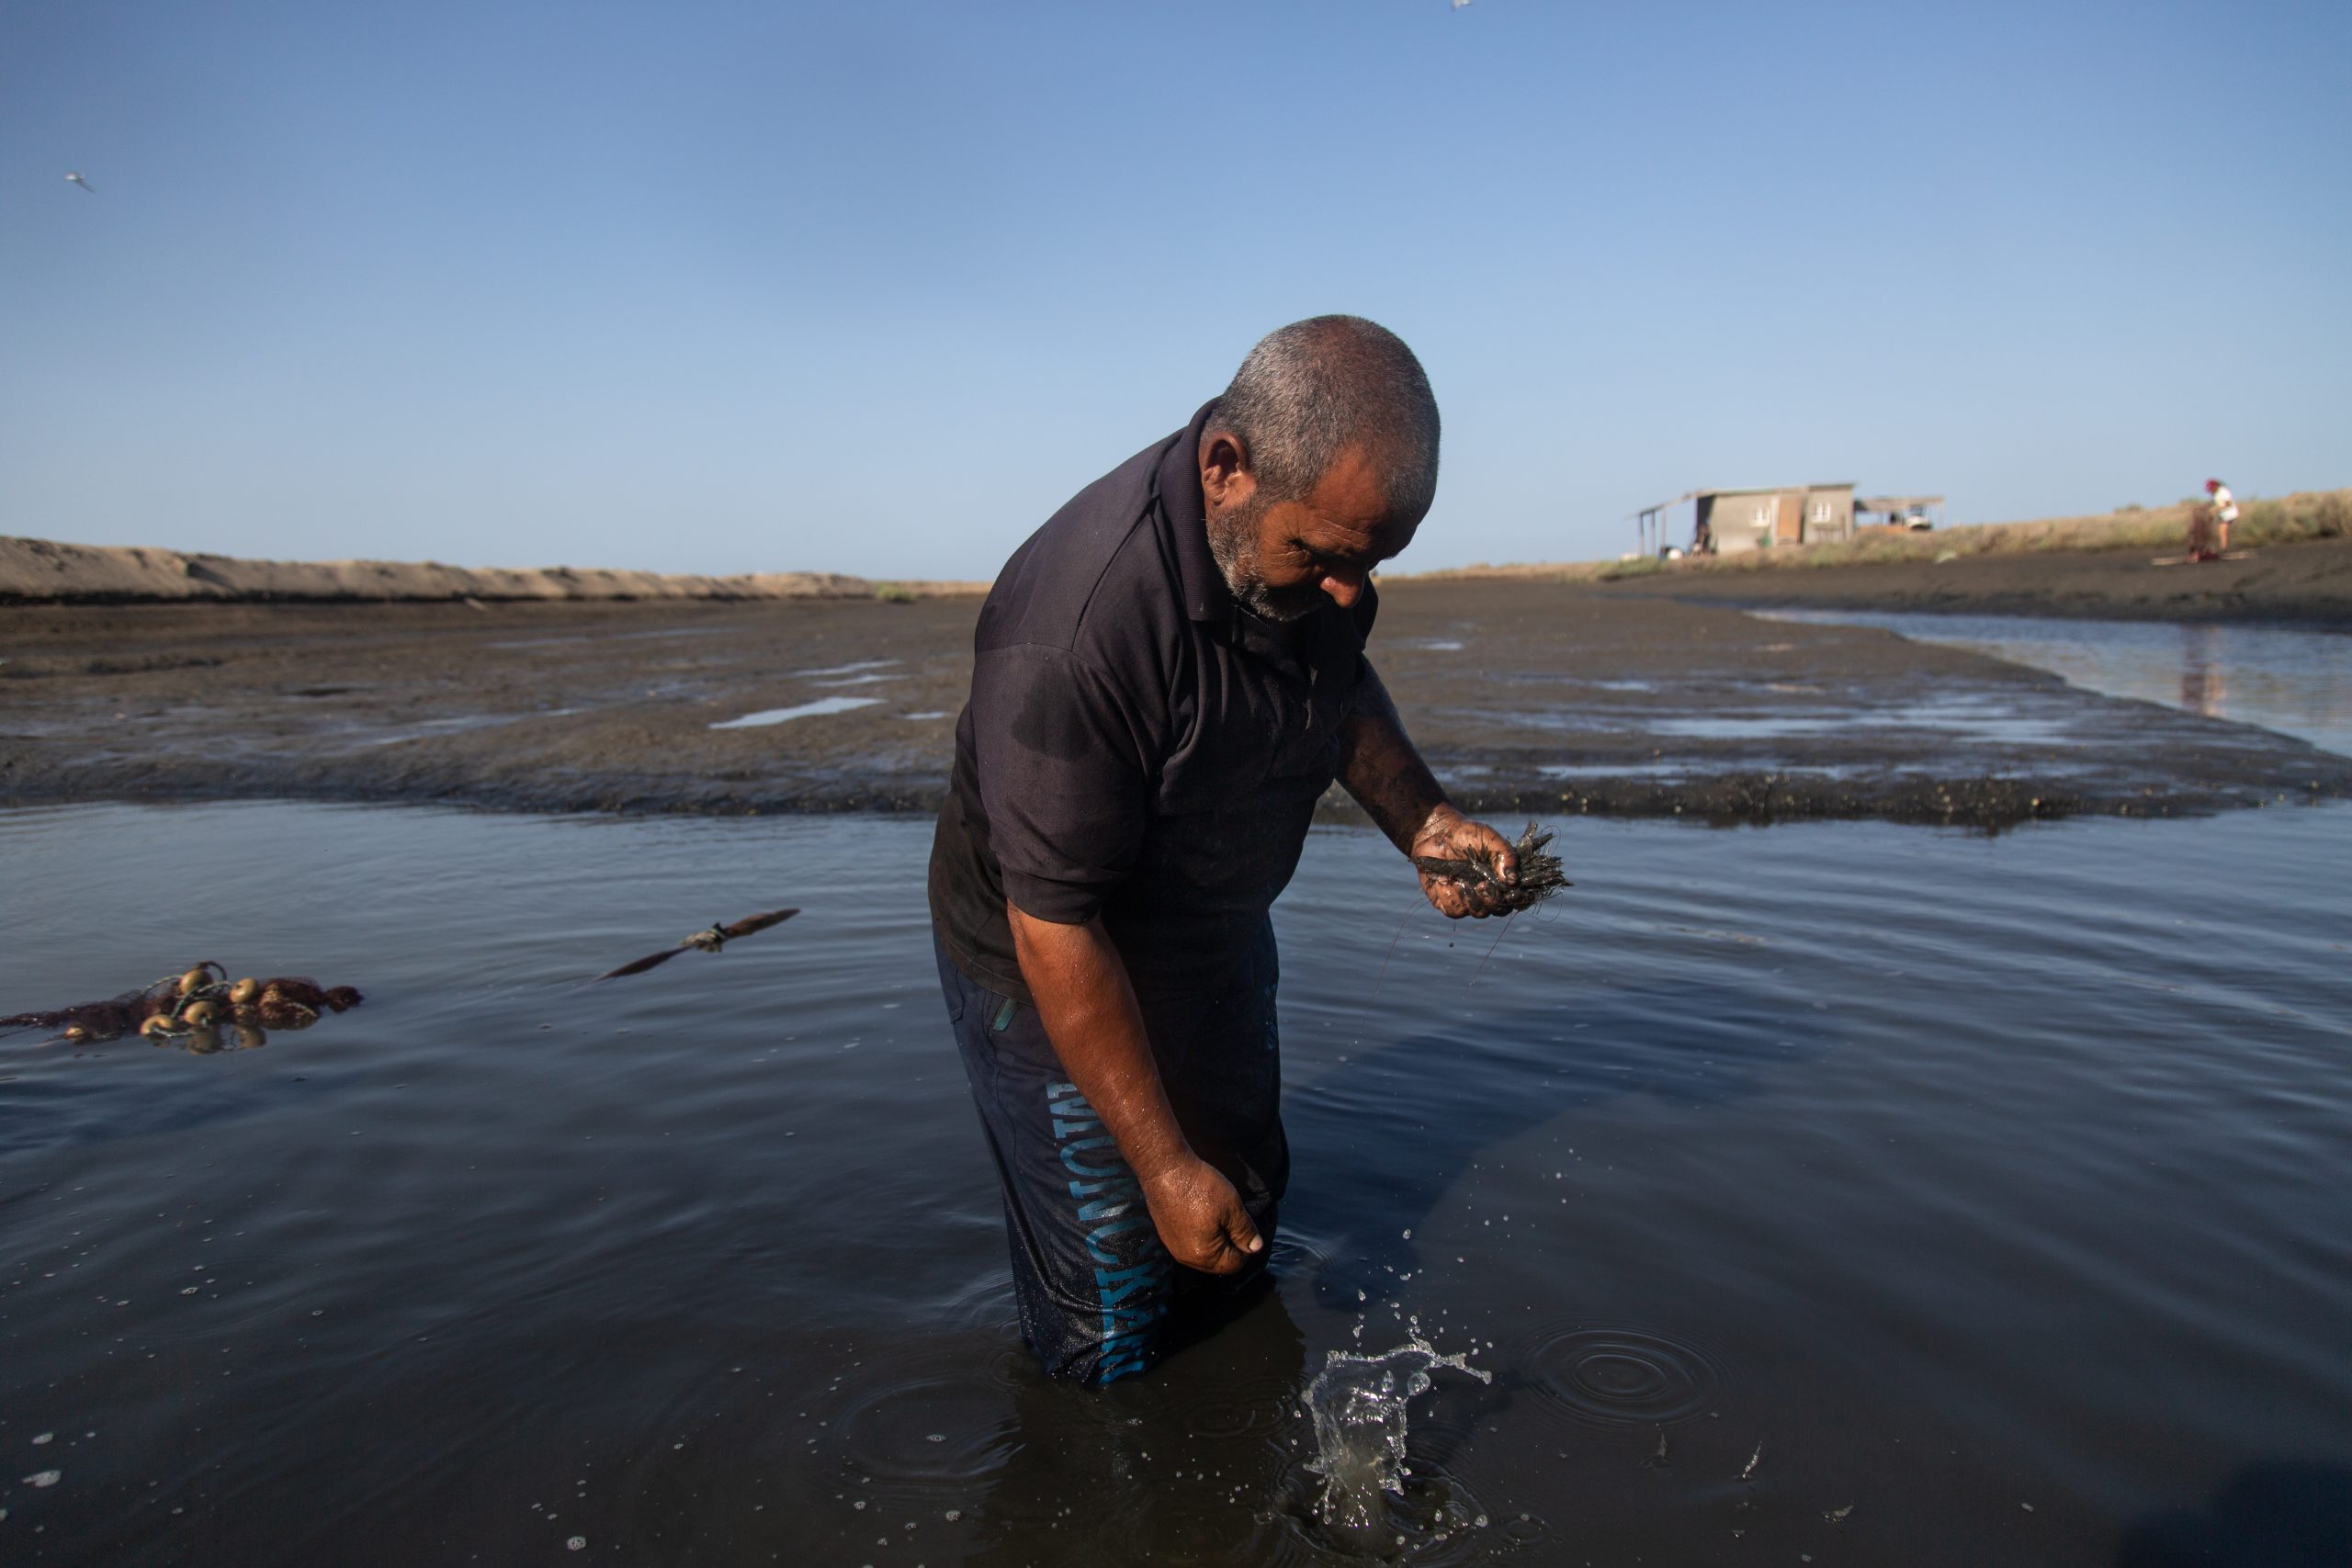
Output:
(1752, 611), (2352, 757)
(3, 804), (2349, 1564)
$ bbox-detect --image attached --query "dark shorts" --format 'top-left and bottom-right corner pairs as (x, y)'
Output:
(933, 922), (1288, 1385)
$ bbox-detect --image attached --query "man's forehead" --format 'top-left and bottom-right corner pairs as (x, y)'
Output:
(1302, 446), (1419, 556)
(1299, 510), (1414, 562)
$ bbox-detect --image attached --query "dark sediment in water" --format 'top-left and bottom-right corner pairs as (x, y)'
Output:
(2, 584), (2345, 829)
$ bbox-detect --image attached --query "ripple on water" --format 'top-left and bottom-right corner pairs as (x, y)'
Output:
(1170, 1375), (1296, 1440)
(827, 1369), (1017, 1490)
(1522, 1325), (1724, 1427)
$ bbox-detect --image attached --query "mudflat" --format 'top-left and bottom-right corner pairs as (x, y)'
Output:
(3, 581), (2344, 827)
(1585, 536), (2352, 626)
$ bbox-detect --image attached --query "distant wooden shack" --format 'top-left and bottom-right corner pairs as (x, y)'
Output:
(1636, 484), (1859, 557)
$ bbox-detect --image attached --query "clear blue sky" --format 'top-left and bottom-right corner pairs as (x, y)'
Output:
(5, 1), (2346, 579)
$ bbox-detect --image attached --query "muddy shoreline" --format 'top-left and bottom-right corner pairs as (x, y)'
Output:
(1577, 536), (2352, 627)
(4, 582), (2345, 829)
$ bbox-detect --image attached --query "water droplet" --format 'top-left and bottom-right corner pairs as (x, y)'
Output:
(23, 1471), (61, 1489)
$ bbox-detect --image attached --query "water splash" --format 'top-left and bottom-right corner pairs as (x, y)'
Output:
(1301, 1335), (1489, 1551)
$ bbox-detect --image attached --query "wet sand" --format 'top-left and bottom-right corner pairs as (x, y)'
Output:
(3, 581), (2345, 828)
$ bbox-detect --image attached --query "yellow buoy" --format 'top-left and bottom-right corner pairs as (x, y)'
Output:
(64, 1024), (94, 1044)
(180, 966), (213, 997)
(229, 977), (259, 1005)
(184, 999), (220, 1028)
(140, 1015), (175, 1039)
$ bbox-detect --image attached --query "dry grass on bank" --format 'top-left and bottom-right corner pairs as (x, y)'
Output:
(1401, 487), (2352, 585)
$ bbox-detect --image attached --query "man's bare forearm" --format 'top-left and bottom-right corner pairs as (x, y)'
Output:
(1006, 903), (1262, 1271)
(1340, 662), (1520, 917)
(1337, 662), (1451, 852)
(1006, 905), (1191, 1181)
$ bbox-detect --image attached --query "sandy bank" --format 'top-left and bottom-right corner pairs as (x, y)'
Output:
(0, 535), (985, 605)
(4, 583), (2343, 829)
(1592, 536), (2352, 626)
(1406, 488), (2352, 626)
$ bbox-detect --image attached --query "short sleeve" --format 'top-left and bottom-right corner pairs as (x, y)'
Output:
(968, 642), (1152, 925)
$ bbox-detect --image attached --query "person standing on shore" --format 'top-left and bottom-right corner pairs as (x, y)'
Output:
(927, 316), (1521, 1385)
(2203, 478), (2239, 558)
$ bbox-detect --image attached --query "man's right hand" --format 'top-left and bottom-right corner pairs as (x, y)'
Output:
(1141, 1155), (1264, 1275)
(1008, 902), (1265, 1276)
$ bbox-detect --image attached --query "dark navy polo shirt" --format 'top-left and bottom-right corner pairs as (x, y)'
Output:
(927, 401), (1378, 1005)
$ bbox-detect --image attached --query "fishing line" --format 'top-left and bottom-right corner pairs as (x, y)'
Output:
(1467, 910), (1518, 989)
(1367, 897), (1421, 1005)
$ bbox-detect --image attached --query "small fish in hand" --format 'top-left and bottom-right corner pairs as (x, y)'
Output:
(600, 908), (799, 978)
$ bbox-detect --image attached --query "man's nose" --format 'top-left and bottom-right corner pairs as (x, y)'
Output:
(1318, 571), (1363, 609)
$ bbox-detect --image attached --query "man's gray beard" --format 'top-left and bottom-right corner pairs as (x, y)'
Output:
(1207, 502), (1317, 624)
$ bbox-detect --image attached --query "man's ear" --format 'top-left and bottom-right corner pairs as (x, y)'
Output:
(1199, 431), (1256, 513)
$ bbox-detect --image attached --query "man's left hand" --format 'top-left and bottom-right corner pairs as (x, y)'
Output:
(1410, 806), (1518, 919)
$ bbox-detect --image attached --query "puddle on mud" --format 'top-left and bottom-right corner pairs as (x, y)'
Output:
(1645, 703), (2085, 745)
(708, 695), (883, 729)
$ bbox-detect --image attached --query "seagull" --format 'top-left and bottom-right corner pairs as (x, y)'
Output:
(64, 171), (95, 193)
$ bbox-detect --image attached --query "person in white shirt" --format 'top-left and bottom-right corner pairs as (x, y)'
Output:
(2204, 478), (2239, 556)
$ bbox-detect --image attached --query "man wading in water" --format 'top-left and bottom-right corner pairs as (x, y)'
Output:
(929, 316), (1520, 1384)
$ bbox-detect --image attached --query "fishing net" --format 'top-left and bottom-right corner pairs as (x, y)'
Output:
(1, 964), (363, 1045)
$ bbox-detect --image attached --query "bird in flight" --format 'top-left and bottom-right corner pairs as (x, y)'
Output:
(64, 171), (95, 193)
(598, 907), (800, 978)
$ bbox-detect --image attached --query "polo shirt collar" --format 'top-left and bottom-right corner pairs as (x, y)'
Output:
(1157, 400), (1232, 625)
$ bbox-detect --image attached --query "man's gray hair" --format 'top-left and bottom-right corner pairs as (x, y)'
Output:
(1211, 315), (1441, 519)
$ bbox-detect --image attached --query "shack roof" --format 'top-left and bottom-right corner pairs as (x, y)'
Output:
(1633, 483), (1858, 517)
(1857, 494), (1946, 511)
(1696, 483), (1857, 498)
